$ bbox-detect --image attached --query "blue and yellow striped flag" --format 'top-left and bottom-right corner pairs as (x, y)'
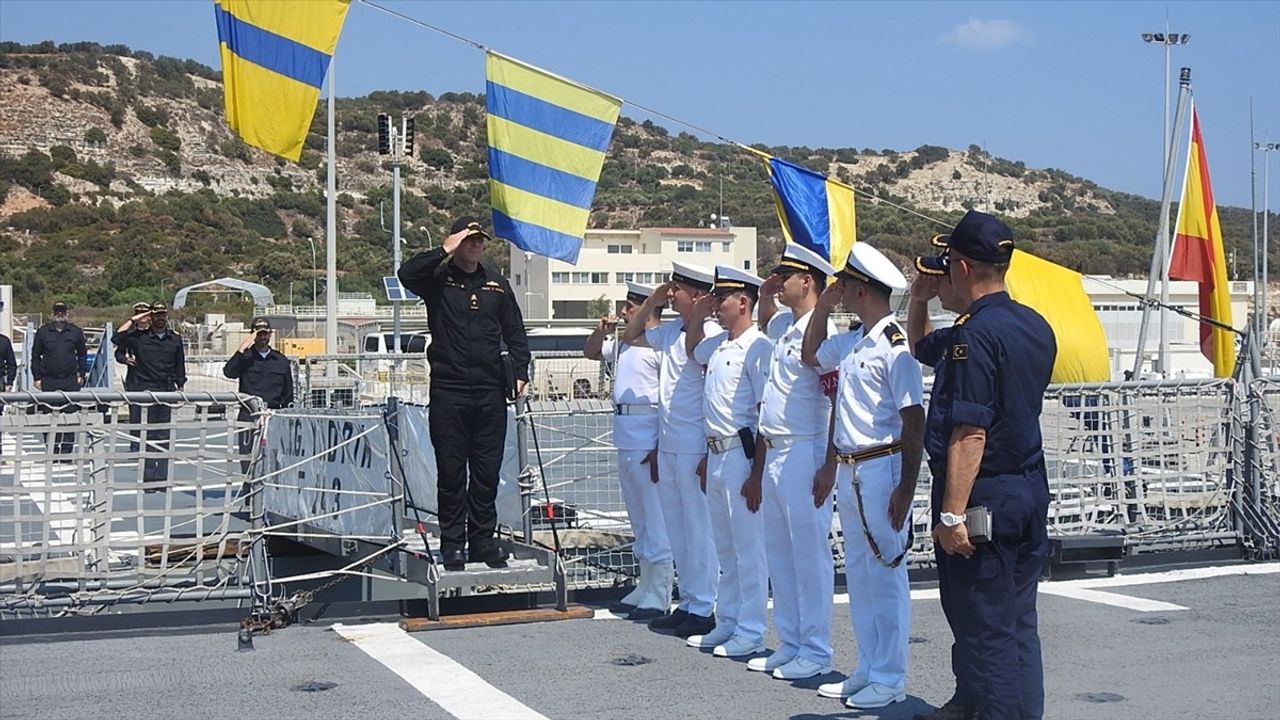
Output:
(213, 0), (350, 161)
(485, 51), (622, 264)
(766, 157), (857, 273)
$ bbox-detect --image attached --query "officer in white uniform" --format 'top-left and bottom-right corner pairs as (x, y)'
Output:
(685, 265), (773, 658)
(622, 262), (722, 639)
(748, 243), (840, 680)
(584, 282), (671, 620)
(802, 242), (925, 710)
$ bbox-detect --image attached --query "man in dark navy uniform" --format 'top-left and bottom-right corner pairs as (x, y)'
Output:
(907, 210), (1057, 720)
(399, 216), (530, 571)
(116, 301), (187, 486)
(32, 301), (88, 456)
(223, 317), (293, 472)
(0, 299), (16, 393)
(114, 302), (152, 452)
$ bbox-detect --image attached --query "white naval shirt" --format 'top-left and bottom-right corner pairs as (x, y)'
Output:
(693, 324), (772, 438)
(601, 337), (660, 451)
(646, 318), (724, 454)
(815, 314), (924, 452)
(759, 309), (836, 438)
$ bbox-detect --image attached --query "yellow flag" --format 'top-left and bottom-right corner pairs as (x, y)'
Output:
(1006, 250), (1111, 383)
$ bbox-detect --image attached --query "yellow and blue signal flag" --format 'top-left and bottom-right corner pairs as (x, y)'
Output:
(213, 0), (351, 161)
(765, 156), (857, 273)
(485, 51), (622, 264)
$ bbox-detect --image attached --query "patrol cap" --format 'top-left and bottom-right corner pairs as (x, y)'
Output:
(52, 301), (68, 313)
(916, 209), (1014, 274)
(838, 242), (907, 293)
(251, 317), (272, 331)
(132, 301), (152, 313)
(670, 261), (714, 291)
(771, 242), (836, 280)
(711, 265), (764, 300)
(625, 282), (656, 304)
(449, 215), (491, 241)
(150, 301), (168, 313)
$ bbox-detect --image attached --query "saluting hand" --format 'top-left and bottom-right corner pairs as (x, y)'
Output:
(441, 228), (469, 255)
(816, 280), (843, 310)
(598, 314), (618, 333)
(760, 273), (783, 298)
(910, 273), (939, 303)
(690, 294), (715, 322)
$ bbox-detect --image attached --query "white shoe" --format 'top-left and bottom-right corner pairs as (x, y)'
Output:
(845, 682), (906, 709)
(746, 649), (797, 673)
(685, 624), (735, 649)
(772, 656), (834, 680)
(817, 674), (870, 699)
(712, 635), (765, 658)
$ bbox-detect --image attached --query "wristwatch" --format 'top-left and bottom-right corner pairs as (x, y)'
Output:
(940, 512), (966, 528)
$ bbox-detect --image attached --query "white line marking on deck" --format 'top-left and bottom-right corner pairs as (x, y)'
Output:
(334, 622), (548, 720)
(1036, 585), (1187, 612)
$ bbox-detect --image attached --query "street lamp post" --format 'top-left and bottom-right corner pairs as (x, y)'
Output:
(1258, 141), (1279, 341)
(303, 236), (317, 308)
(1141, 26), (1190, 374)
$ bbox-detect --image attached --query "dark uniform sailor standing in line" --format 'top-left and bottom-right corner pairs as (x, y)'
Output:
(223, 317), (293, 472)
(114, 302), (152, 452)
(0, 299), (16, 393)
(121, 301), (187, 486)
(907, 210), (1056, 720)
(31, 301), (88, 457)
(399, 216), (531, 571)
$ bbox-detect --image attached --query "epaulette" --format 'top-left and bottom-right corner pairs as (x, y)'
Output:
(884, 324), (907, 347)
(954, 313), (971, 326)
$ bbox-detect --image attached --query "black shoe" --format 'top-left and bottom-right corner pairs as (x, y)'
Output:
(647, 608), (689, 633)
(914, 697), (975, 720)
(626, 607), (666, 621)
(671, 613), (715, 639)
(608, 598), (638, 614)
(470, 543), (509, 569)
(441, 547), (465, 571)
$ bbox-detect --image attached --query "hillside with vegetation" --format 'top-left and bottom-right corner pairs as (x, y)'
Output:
(0, 42), (1271, 324)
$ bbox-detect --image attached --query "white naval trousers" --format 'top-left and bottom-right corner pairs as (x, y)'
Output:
(762, 437), (834, 665)
(618, 449), (672, 565)
(706, 448), (768, 644)
(836, 452), (911, 688)
(657, 450), (718, 616)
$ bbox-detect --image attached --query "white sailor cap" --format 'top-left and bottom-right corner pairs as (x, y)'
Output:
(771, 242), (836, 279)
(625, 282), (656, 302)
(670, 261), (714, 291)
(837, 242), (908, 291)
(712, 264), (764, 297)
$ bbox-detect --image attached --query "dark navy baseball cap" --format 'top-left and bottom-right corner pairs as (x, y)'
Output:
(450, 216), (491, 241)
(915, 210), (1014, 274)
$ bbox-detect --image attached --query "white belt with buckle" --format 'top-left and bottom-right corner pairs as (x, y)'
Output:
(706, 434), (743, 454)
(762, 433), (823, 450)
(615, 403), (658, 416)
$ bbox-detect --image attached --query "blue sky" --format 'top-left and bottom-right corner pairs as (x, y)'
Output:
(2, 0), (1278, 211)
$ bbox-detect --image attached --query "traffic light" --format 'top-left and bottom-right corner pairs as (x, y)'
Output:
(403, 117), (415, 157)
(377, 113), (391, 155)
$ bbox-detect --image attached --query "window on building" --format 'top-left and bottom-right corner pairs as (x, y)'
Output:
(591, 272), (609, 284)
(572, 272), (591, 284)
(552, 272), (569, 284)
(722, 242), (732, 252)
(696, 241), (711, 252)
(743, 260), (751, 270)
(515, 274), (522, 286)
(607, 244), (633, 254)
(617, 272), (635, 284)
(677, 241), (694, 253)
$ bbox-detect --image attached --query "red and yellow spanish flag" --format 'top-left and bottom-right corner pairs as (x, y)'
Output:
(1169, 103), (1236, 377)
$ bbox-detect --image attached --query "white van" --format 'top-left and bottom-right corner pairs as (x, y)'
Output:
(524, 327), (602, 400)
(363, 332), (430, 354)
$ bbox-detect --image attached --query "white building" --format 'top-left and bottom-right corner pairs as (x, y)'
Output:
(510, 226), (758, 320)
(1078, 276), (1253, 379)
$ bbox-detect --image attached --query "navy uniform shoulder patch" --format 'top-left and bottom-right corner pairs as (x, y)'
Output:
(481, 280), (505, 293)
(951, 343), (969, 360)
(954, 313), (971, 327)
(884, 324), (907, 347)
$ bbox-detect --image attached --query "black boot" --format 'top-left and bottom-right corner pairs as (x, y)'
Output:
(470, 542), (509, 569)
(647, 608), (689, 633)
(441, 547), (465, 572)
(671, 612), (715, 639)
(914, 696), (974, 720)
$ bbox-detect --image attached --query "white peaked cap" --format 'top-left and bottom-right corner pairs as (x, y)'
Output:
(671, 261), (714, 289)
(625, 281), (656, 299)
(839, 241), (908, 290)
(774, 242), (837, 277)
(712, 264), (764, 292)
